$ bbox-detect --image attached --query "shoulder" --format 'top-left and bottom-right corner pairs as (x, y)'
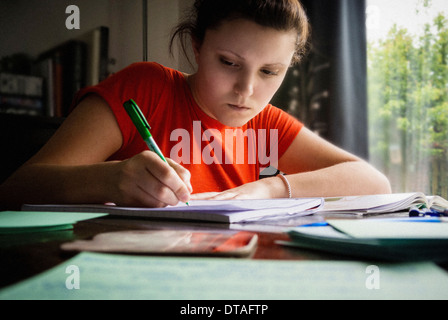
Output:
(98, 62), (187, 88)
(252, 104), (304, 130)
(109, 62), (172, 83)
(122, 61), (177, 74)
(92, 62), (186, 104)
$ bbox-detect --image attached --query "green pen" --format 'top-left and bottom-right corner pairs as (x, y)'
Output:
(123, 99), (189, 205)
(124, 99), (167, 162)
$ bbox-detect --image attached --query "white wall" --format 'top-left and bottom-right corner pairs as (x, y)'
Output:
(0, 0), (195, 73)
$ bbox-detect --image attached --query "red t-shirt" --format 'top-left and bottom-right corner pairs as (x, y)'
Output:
(74, 62), (303, 193)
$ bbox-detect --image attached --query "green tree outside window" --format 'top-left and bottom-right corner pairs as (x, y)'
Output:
(368, 0), (448, 198)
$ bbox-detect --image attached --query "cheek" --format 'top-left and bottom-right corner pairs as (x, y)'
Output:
(201, 69), (234, 100)
(257, 79), (284, 106)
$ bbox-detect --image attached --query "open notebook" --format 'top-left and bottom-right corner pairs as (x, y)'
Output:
(22, 193), (448, 223)
(319, 192), (448, 215)
(22, 198), (324, 224)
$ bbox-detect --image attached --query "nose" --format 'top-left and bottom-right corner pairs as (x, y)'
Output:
(234, 71), (254, 99)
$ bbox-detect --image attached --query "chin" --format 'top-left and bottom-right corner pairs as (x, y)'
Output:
(219, 117), (250, 128)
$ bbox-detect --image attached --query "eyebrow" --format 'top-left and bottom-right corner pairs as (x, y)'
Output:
(217, 49), (288, 68)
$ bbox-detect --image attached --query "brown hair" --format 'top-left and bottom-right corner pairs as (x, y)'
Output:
(170, 0), (310, 66)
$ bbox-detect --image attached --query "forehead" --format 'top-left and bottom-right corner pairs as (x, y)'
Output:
(202, 18), (297, 64)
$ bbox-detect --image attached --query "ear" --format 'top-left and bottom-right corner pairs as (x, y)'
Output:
(191, 36), (202, 64)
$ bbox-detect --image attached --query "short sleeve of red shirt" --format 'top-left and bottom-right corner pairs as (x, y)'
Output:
(73, 62), (304, 193)
(73, 62), (170, 158)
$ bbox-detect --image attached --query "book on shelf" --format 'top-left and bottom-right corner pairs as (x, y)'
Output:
(0, 73), (44, 116)
(76, 26), (109, 86)
(0, 95), (44, 116)
(0, 73), (43, 97)
(32, 58), (54, 117)
(34, 40), (87, 118)
(31, 26), (109, 118)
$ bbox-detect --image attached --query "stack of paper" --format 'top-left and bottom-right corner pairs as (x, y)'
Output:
(23, 198), (323, 224)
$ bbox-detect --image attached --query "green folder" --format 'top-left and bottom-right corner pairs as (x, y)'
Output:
(0, 211), (108, 234)
(286, 219), (448, 262)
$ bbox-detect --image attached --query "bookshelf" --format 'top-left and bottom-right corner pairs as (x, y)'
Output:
(0, 0), (195, 185)
(0, 24), (109, 184)
(0, 26), (109, 118)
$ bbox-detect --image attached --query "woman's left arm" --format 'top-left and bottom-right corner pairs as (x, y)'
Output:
(273, 127), (392, 198)
(193, 127), (391, 200)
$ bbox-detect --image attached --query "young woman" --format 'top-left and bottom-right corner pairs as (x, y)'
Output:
(0, 0), (391, 209)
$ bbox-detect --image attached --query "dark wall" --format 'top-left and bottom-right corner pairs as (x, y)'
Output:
(0, 114), (63, 183)
(271, 0), (368, 159)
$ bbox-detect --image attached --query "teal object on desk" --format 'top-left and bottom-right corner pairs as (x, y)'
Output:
(287, 219), (448, 262)
(0, 211), (107, 234)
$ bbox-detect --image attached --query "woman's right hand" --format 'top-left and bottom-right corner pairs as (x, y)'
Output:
(111, 151), (192, 208)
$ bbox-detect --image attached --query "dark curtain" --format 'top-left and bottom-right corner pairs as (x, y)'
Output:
(271, 0), (368, 159)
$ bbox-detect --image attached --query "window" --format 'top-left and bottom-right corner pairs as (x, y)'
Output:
(367, 0), (448, 198)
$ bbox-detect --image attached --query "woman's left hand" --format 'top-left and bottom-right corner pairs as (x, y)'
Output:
(190, 177), (286, 200)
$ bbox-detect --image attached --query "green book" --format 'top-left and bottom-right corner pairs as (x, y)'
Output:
(0, 211), (107, 234)
(286, 219), (448, 262)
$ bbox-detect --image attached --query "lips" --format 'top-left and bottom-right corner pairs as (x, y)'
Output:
(228, 104), (250, 111)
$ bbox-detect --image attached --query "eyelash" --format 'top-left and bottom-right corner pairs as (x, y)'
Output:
(220, 58), (238, 67)
(219, 58), (278, 77)
(261, 69), (278, 76)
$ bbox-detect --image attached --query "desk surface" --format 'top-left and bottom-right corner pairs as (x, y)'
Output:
(1, 214), (447, 291)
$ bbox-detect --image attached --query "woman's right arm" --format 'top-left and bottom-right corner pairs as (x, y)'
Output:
(0, 95), (192, 210)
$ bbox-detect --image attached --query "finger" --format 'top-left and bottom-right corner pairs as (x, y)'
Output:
(130, 185), (170, 208)
(147, 155), (191, 204)
(116, 152), (181, 207)
(166, 158), (193, 193)
(137, 174), (181, 206)
(116, 174), (170, 208)
(126, 151), (184, 206)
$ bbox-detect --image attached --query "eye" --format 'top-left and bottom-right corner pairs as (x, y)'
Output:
(220, 57), (238, 68)
(261, 69), (279, 76)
